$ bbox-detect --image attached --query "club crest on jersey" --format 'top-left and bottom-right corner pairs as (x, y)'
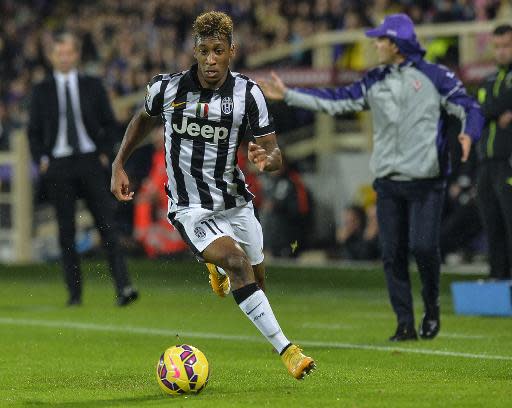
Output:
(194, 226), (206, 239)
(221, 96), (233, 114)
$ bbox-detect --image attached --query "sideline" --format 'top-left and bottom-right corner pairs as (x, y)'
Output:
(0, 317), (509, 362)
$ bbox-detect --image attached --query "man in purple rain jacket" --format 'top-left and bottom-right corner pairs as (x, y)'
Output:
(257, 14), (484, 341)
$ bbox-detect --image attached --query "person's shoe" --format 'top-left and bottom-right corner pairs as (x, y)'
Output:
(117, 287), (139, 306)
(206, 263), (231, 297)
(280, 344), (316, 379)
(66, 298), (82, 307)
(389, 324), (418, 342)
(419, 308), (440, 339)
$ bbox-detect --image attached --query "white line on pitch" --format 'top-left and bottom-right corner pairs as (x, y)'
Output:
(438, 333), (486, 339)
(301, 322), (354, 330)
(0, 317), (509, 361)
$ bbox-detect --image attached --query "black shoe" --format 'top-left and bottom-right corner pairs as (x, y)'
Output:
(66, 298), (82, 307)
(117, 287), (139, 307)
(389, 324), (418, 342)
(419, 310), (440, 339)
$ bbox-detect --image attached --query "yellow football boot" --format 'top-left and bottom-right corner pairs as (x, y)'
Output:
(206, 263), (231, 297)
(281, 344), (316, 379)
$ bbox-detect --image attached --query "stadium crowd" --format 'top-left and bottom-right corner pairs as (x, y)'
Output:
(0, 0), (506, 126)
(0, 0), (507, 262)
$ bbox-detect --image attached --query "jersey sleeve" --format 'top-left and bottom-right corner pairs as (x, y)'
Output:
(435, 66), (484, 143)
(246, 83), (275, 137)
(144, 74), (166, 116)
(284, 76), (370, 115)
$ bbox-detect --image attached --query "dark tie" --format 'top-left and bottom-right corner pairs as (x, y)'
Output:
(65, 81), (80, 153)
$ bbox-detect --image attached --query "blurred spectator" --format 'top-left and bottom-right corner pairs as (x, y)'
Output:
(332, 203), (380, 261)
(27, 32), (137, 306)
(0, 102), (15, 151)
(336, 204), (367, 259)
(0, 0), (491, 131)
(261, 160), (311, 258)
(133, 129), (187, 258)
(476, 24), (512, 280)
(335, 7), (372, 71)
(368, 0), (403, 25)
(440, 170), (483, 263)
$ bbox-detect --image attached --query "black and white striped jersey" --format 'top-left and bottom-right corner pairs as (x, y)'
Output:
(144, 64), (274, 213)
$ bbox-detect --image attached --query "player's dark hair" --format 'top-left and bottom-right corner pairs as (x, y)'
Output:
(193, 11), (233, 45)
(493, 24), (512, 36)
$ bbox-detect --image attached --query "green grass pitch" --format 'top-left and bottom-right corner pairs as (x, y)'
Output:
(0, 259), (511, 407)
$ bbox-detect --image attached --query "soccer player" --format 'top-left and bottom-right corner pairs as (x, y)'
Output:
(256, 14), (483, 341)
(110, 11), (315, 379)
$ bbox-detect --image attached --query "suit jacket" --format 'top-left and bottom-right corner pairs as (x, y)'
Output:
(28, 74), (117, 163)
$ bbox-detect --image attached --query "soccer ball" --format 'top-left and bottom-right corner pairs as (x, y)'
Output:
(156, 344), (209, 396)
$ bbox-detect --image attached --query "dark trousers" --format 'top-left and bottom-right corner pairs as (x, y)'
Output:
(45, 153), (131, 301)
(374, 178), (445, 326)
(477, 160), (512, 279)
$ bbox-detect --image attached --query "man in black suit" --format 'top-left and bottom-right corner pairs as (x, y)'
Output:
(28, 32), (138, 306)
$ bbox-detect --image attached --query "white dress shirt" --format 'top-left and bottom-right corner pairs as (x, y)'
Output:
(52, 69), (96, 158)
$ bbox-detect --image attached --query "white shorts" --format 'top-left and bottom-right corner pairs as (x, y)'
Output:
(168, 201), (264, 265)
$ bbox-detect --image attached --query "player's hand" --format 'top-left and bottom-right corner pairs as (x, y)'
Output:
(111, 163), (134, 201)
(258, 71), (287, 101)
(248, 141), (268, 171)
(458, 133), (472, 162)
(498, 110), (512, 128)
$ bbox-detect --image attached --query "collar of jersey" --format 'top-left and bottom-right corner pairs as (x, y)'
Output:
(189, 63), (234, 94)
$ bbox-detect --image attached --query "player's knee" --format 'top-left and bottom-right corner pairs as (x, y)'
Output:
(224, 252), (251, 275)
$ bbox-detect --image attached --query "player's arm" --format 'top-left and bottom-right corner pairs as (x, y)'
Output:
(259, 71), (367, 115)
(248, 134), (282, 172)
(111, 74), (167, 201)
(27, 85), (48, 173)
(245, 81), (282, 171)
(438, 69), (484, 162)
(111, 109), (160, 201)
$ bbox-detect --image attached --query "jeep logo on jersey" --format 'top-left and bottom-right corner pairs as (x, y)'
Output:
(221, 97), (233, 114)
(172, 116), (229, 144)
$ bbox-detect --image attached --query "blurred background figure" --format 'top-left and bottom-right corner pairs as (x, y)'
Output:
(331, 201), (380, 261)
(27, 32), (138, 306)
(476, 24), (512, 280)
(440, 166), (484, 264)
(133, 127), (187, 258)
(0, 0), (504, 272)
(260, 159), (311, 258)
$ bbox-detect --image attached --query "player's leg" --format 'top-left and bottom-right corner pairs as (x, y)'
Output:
(171, 207), (315, 378)
(46, 163), (81, 305)
(408, 180), (444, 339)
(207, 202), (266, 296)
(206, 261), (264, 297)
(477, 164), (508, 279)
(495, 161), (512, 279)
(223, 202), (314, 377)
(206, 263), (231, 297)
(252, 263), (266, 292)
(202, 237), (314, 379)
(79, 157), (137, 305)
(374, 179), (415, 340)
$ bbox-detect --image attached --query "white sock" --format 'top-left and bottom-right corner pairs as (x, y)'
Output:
(238, 289), (290, 353)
